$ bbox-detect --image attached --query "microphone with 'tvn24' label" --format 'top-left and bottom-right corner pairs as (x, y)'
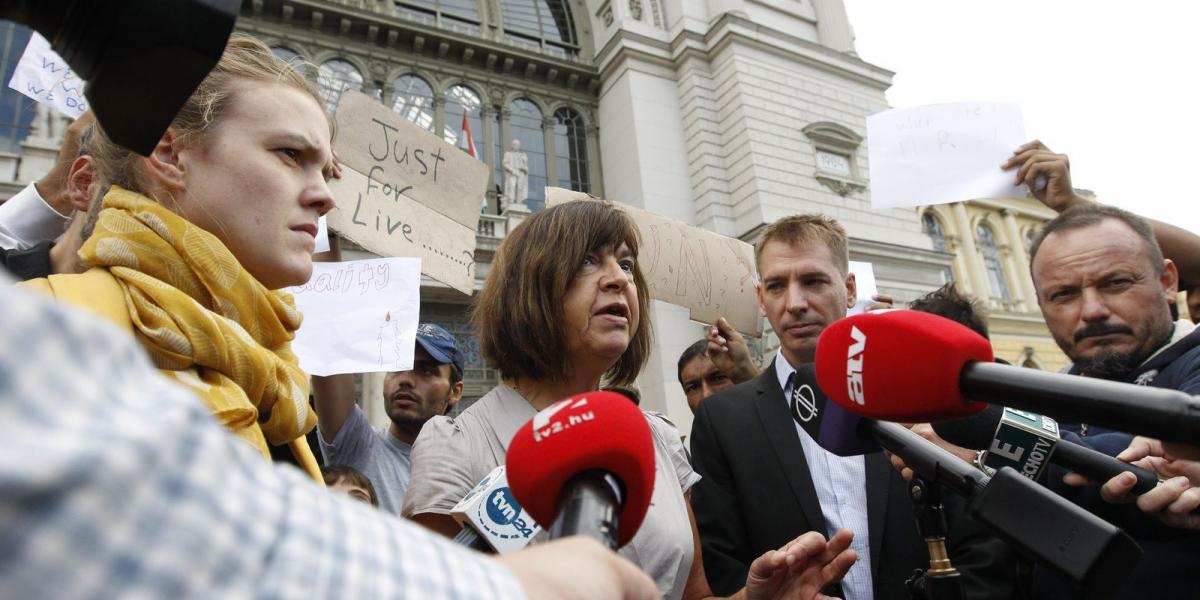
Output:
(450, 465), (541, 553)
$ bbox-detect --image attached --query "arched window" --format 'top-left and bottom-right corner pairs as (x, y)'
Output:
(553, 107), (589, 193)
(500, 0), (579, 56)
(317, 59), (363, 113)
(507, 98), (548, 210)
(392, 74), (435, 132)
(976, 223), (1011, 301)
(922, 212), (954, 284)
(443, 85), (483, 156)
(922, 212), (948, 252)
(395, 0), (482, 34)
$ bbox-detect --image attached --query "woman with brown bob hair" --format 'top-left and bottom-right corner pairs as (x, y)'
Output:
(404, 200), (853, 600)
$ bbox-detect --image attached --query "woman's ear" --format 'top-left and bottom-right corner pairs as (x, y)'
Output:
(66, 156), (96, 213)
(141, 129), (186, 193)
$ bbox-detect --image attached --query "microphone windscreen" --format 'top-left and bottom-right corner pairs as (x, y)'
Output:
(932, 404), (1005, 450)
(505, 391), (656, 547)
(815, 310), (993, 421)
(790, 364), (880, 456)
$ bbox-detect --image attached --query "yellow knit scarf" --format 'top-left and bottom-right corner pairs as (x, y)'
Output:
(79, 186), (320, 479)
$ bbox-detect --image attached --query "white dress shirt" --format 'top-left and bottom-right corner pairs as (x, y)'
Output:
(775, 350), (874, 600)
(0, 182), (69, 250)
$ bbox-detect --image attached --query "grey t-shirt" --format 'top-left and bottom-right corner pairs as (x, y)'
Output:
(318, 405), (412, 514)
(403, 383), (701, 600)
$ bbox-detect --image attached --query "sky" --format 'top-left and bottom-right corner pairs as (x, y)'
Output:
(843, 0), (1199, 230)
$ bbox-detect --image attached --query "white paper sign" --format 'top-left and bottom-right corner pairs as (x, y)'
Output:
(848, 261), (879, 315)
(288, 257), (421, 376)
(314, 215), (330, 253)
(867, 102), (1026, 208)
(6, 32), (88, 119)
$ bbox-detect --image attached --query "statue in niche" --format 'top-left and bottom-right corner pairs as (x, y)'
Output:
(502, 139), (529, 208)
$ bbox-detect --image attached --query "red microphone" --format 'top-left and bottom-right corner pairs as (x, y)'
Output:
(815, 310), (992, 421)
(505, 391), (656, 548)
(816, 310), (1200, 444)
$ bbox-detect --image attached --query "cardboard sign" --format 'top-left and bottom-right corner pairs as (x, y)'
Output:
(7, 32), (88, 119)
(288, 257), (421, 376)
(333, 90), (488, 229)
(866, 102), (1027, 208)
(546, 187), (762, 337)
(327, 90), (488, 295)
(328, 168), (477, 293)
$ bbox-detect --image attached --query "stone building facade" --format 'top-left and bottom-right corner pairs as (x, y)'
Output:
(0, 2), (1077, 435)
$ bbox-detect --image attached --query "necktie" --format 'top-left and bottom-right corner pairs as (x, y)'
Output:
(790, 371), (820, 425)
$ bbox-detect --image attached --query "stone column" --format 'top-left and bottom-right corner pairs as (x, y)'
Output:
(361, 372), (388, 428)
(1001, 208), (1038, 310)
(997, 242), (1025, 312)
(482, 104), (498, 213)
(432, 96), (445, 138)
(498, 107), (513, 209)
(543, 115), (558, 191)
(951, 202), (993, 304)
(585, 122), (603, 197)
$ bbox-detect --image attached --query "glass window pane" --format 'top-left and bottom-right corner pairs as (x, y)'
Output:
(317, 59), (363, 113)
(977, 224), (1011, 301)
(392, 75), (435, 132)
(443, 85), (483, 157)
(508, 98), (547, 211)
(922, 212), (948, 252)
(395, 0), (481, 34)
(500, 0), (578, 54)
(553, 107), (588, 193)
(0, 23), (35, 153)
(922, 212), (954, 284)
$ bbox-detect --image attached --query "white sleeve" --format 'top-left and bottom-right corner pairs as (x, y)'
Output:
(0, 183), (70, 250)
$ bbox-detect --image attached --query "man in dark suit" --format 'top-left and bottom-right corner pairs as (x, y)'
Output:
(690, 214), (927, 600)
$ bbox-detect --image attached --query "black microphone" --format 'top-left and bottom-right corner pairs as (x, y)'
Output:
(864, 422), (1141, 598)
(934, 405), (1158, 495)
(789, 364), (1142, 595)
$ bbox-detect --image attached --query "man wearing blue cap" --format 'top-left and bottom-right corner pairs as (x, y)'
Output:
(314, 323), (466, 514)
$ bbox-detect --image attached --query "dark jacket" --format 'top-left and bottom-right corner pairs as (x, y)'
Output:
(1036, 325), (1200, 599)
(690, 360), (1009, 599)
(0, 240), (54, 281)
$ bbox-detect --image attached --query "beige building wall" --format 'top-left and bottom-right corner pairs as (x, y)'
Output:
(919, 197), (1070, 372)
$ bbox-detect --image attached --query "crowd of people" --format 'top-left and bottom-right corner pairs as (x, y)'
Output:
(2, 31), (1200, 600)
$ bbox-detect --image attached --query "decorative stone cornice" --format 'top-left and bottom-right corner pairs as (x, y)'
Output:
(814, 174), (865, 197)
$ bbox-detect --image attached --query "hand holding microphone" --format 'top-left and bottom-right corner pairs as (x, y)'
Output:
(1064, 436), (1200, 530)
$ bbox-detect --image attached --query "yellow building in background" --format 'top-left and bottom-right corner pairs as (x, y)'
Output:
(918, 197), (1069, 371)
